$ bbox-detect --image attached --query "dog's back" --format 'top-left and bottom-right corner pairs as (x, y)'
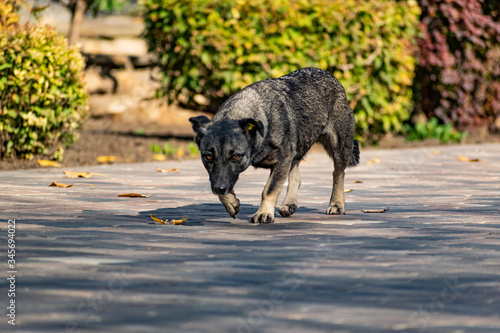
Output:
(213, 67), (358, 167)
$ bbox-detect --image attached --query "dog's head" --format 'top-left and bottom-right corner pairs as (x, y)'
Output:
(189, 115), (264, 196)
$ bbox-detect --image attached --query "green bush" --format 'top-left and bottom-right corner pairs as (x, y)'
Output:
(0, 23), (88, 160)
(143, 0), (420, 140)
(404, 118), (467, 144)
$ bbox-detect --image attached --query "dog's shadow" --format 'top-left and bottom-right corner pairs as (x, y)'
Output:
(140, 203), (320, 227)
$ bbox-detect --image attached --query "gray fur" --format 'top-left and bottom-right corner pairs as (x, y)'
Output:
(190, 68), (359, 223)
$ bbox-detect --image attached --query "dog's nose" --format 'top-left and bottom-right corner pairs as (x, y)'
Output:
(213, 185), (227, 195)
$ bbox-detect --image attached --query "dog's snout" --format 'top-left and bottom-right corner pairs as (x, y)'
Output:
(213, 185), (227, 195)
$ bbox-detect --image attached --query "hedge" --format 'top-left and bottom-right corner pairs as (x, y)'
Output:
(414, 0), (500, 131)
(143, 0), (420, 140)
(0, 8), (88, 160)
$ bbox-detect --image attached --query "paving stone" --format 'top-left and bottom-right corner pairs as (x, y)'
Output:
(0, 143), (499, 332)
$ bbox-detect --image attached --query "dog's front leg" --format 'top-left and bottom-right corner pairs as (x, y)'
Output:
(252, 162), (290, 224)
(218, 191), (240, 218)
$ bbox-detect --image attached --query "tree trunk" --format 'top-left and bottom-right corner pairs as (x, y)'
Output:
(68, 0), (87, 46)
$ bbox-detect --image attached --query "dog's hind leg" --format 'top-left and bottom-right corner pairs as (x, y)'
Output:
(319, 132), (348, 215)
(218, 191), (240, 218)
(279, 160), (301, 217)
(252, 161), (291, 224)
(327, 159), (346, 215)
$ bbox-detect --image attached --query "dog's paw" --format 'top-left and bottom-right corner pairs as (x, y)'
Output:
(251, 212), (275, 224)
(226, 199), (240, 218)
(326, 204), (345, 215)
(227, 202), (240, 218)
(279, 204), (297, 217)
(219, 195), (240, 218)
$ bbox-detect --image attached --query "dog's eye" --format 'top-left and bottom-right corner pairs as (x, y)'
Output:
(205, 154), (213, 160)
(232, 154), (241, 160)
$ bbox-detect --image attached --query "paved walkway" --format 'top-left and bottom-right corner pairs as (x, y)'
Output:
(1, 143), (499, 333)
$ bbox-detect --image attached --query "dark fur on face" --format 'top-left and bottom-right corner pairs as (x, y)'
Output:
(190, 117), (264, 195)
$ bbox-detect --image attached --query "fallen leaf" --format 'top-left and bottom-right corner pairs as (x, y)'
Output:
(49, 182), (73, 188)
(63, 171), (93, 178)
(457, 155), (480, 162)
(150, 213), (169, 224)
(63, 171), (108, 178)
(38, 160), (63, 168)
(153, 154), (167, 161)
(433, 150), (442, 155)
(97, 155), (120, 163)
(353, 180), (363, 183)
(366, 158), (381, 165)
(171, 217), (187, 225)
(118, 193), (151, 198)
(363, 208), (388, 213)
(156, 168), (179, 173)
(344, 189), (353, 193)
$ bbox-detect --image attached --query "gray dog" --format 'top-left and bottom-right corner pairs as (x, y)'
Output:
(190, 68), (359, 223)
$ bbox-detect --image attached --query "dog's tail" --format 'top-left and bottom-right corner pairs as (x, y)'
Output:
(348, 140), (360, 168)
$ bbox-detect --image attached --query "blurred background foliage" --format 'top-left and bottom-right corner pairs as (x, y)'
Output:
(414, 0), (500, 133)
(52, 0), (128, 45)
(0, 0), (87, 160)
(143, 0), (421, 142)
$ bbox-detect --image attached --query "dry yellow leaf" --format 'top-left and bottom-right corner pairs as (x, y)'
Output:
(38, 160), (63, 168)
(363, 208), (388, 213)
(344, 189), (353, 193)
(118, 193), (151, 198)
(63, 171), (93, 178)
(150, 213), (169, 224)
(433, 150), (442, 155)
(49, 182), (73, 188)
(171, 217), (187, 225)
(353, 180), (363, 183)
(366, 158), (381, 165)
(457, 155), (480, 162)
(153, 154), (167, 161)
(97, 156), (119, 163)
(63, 171), (108, 178)
(156, 168), (179, 173)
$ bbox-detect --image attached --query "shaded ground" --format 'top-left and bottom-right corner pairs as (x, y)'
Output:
(0, 144), (499, 332)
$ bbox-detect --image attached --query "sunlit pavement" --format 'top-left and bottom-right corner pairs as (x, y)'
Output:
(1, 143), (499, 333)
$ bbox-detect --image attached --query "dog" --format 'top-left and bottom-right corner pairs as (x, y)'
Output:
(189, 68), (359, 223)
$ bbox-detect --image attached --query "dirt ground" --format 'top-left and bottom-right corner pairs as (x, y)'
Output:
(0, 108), (203, 171)
(1, 68), (499, 171)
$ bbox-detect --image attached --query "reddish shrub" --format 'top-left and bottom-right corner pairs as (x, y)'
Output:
(414, 0), (500, 132)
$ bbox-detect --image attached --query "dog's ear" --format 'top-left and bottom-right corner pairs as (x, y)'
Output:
(239, 118), (264, 137)
(189, 116), (211, 135)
